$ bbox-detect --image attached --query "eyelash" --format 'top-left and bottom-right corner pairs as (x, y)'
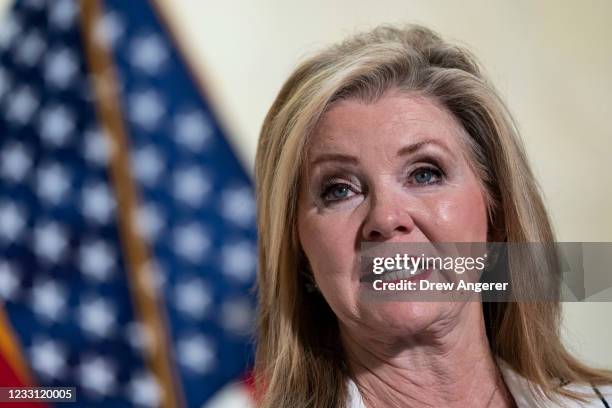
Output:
(319, 166), (444, 206)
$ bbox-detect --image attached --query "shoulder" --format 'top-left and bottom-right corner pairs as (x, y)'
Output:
(347, 379), (366, 408)
(346, 362), (611, 408)
(498, 358), (612, 407)
(567, 383), (612, 407)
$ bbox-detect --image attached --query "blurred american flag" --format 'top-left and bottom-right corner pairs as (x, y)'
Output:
(0, 0), (257, 406)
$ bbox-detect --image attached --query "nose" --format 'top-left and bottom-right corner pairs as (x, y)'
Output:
(361, 191), (416, 241)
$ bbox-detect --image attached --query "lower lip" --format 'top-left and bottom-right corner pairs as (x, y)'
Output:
(387, 269), (431, 283)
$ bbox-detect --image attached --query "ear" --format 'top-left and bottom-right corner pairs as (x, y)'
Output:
(297, 247), (319, 293)
(487, 207), (506, 243)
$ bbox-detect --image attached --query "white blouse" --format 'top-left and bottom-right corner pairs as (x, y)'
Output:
(347, 359), (612, 407)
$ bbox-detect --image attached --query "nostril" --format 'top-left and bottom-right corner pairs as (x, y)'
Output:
(362, 208), (416, 240)
(366, 224), (411, 241)
(369, 231), (382, 239)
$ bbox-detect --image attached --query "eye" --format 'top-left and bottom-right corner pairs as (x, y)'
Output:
(320, 182), (356, 204)
(410, 167), (443, 185)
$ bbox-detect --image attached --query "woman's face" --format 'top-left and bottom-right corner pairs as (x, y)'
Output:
(297, 92), (489, 340)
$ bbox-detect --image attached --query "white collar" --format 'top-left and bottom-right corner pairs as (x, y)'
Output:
(347, 358), (612, 407)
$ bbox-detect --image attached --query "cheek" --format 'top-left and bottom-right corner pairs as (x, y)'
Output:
(298, 211), (364, 322)
(297, 210), (359, 286)
(428, 182), (488, 242)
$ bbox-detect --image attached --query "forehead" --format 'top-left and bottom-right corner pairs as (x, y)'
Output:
(306, 92), (468, 159)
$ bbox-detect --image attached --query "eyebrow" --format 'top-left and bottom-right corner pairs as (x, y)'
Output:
(309, 153), (359, 168)
(309, 138), (451, 168)
(397, 138), (452, 156)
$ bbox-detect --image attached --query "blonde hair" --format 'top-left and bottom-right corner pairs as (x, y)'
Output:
(254, 24), (612, 407)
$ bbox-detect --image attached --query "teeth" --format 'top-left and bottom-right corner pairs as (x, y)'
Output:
(380, 268), (427, 281)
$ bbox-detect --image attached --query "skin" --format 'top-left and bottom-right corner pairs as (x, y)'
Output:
(297, 91), (515, 407)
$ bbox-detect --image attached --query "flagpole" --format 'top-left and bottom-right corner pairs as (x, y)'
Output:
(79, 2), (185, 407)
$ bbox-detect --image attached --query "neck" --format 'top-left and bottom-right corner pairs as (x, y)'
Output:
(341, 303), (515, 408)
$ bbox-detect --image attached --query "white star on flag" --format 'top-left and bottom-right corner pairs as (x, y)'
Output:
(30, 279), (68, 322)
(36, 162), (71, 205)
(33, 221), (68, 263)
(78, 297), (117, 338)
(173, 222), (211, 263)
(220, 186), (256, 228)
(81, 181), (116, 224)
(0, 261), (20, 301)
(129, 33), (168, 75)
(131, 144), (165, 186)
(78, 355), (117, 397)
(14, 29), (45, 66)
(0, 201), (27, 243)
(79, 239), (116, 282)
(0, 12), (21, 50)
(172, 166), (211, 207)
(30, 338), (67, 380)
(222, 241), (257, 282)
(94, 11), (125, 49)
(45, 46), (78, 88)
(173, 277), (212, 320)
(1, 142), (33, 183)
(83, 127), (114, 167)
(127, 371), (162, 407)
(128, 89), (165, 130)
(6, 85), (39, 125)
(0, 67), (10, 99)
(38, 104), (75, 147)
(221, 298), (254, 335)
(48, 0), (77, 30)
(177, 334), (216, 375)
(173, 109), (214, 151)
(135, 202), (166, 243)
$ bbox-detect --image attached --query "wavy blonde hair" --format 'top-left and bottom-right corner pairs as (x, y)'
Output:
(254, 24), (612, 407)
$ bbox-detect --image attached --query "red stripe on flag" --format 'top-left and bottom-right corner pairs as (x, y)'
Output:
(0, 351), (23, 388)
(0, 352), (48, 408)
(241, 370), (261, 406)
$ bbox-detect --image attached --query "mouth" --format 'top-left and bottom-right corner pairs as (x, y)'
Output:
(359, 267), (433, 284)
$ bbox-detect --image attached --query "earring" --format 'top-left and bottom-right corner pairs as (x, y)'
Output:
(300, 257), (319, 293)
(305, 279), (319, 293)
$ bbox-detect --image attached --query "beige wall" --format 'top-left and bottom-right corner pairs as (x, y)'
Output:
(156, 0), (612, 368)
(158, 0), (612, 240)
(1, 0), (610, 367)
(0, 0), (10, 17)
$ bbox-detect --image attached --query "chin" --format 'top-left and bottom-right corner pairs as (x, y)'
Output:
(360, 301), (453, 338)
